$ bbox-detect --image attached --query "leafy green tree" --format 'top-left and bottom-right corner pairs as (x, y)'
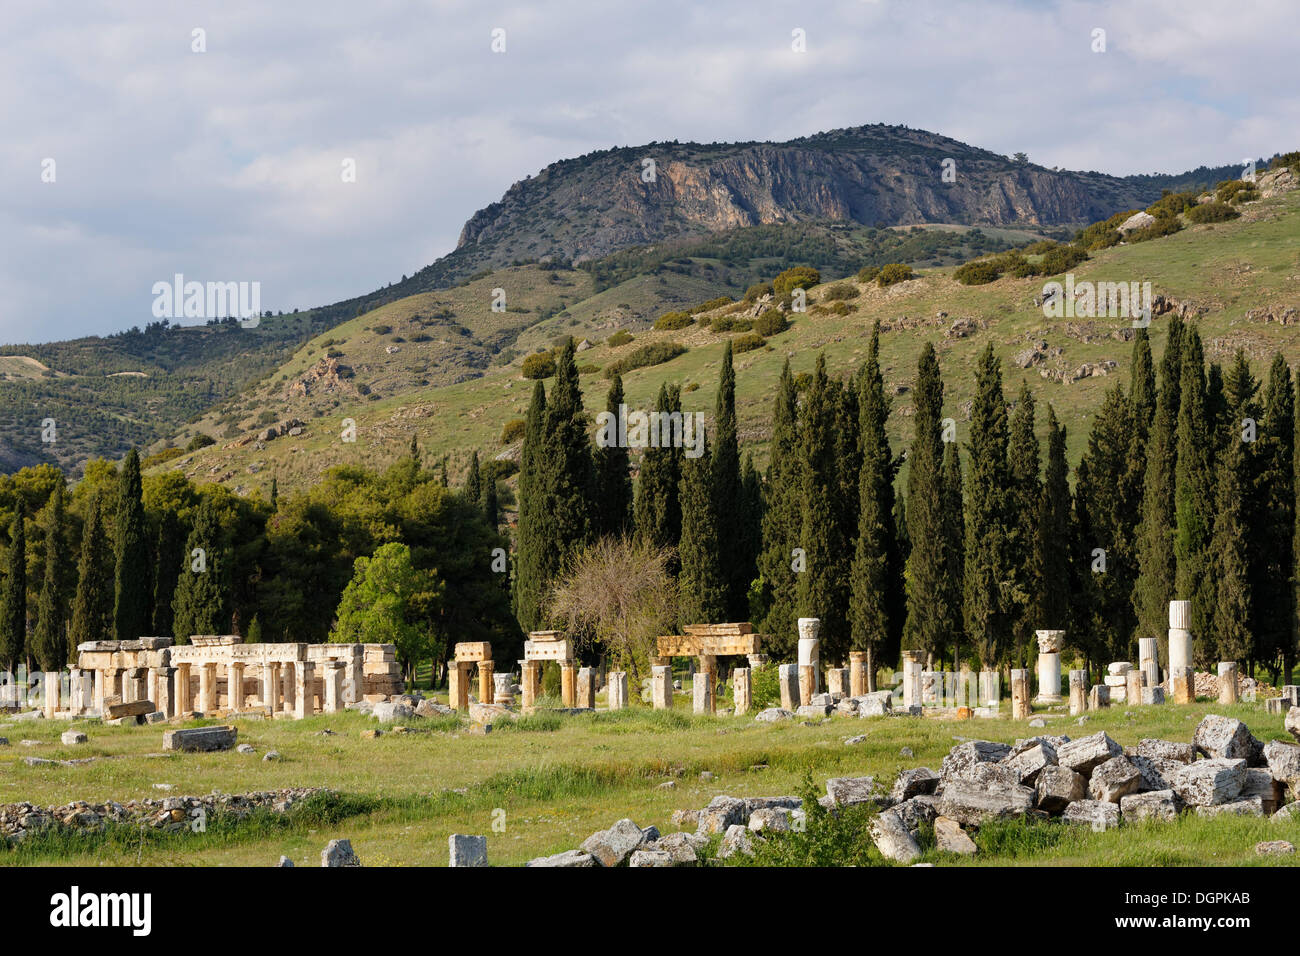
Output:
(963, 344), (1009, 669)
(31, 483), (69, 671)
(0, 503), (27, 671)
(757, 362), (801, 655)
(594, 375), (633, 539)
(171, 498), (230, 639)
(113, 449), (152, 641)
(69, 494), (113, 659)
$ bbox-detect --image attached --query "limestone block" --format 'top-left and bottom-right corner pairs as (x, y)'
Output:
(858, 690), (892, 717)
(321, 839), (361, 867)
(1002, 741), (1058, 786)
(105, 699), (154, 720)
(869, 809), (921, 863)
(469, 702), (512, 725)
(1129, 755), (1181, 793)
(1107, 662), (1132, 677)
(162, 725), (237, 752)
(1120, 789), (1181, 822)
(1171, 758), (1247, 806)
(891, 795), (938, 833)
(1069, 669), (1087, 716)
(717, 824), (755, 860)
(651, 665), (673, 711)
(1137, 739), (1194, 764)
(1035, 765), (1087, 812)
(1195, 797), (1264, 818)
(1063, 799), (1120, 829)
(748, 808), (793, 833)
(1088, 756), (1141, 803)
(1241, 768), (1282, 815)
(580, 818), (647, 866)
(577, 666), (597, 710)
(940, 740), (1011, 783)
(933, 816), (977, 855)
(525, 850), (595, 867)
(448, 834), (488, 867)
(453, 642), (492, 663)
(1170, 665), (1195, 705)
(628, 848), (674, 867)
(796, 703), (831, 718)
(607, 671), (628, 711)
(692, 673), (715, 715)
(1103, 675), (1128, 687)
(1088, 685), (1110, 710)
(1264, 740), (1300, 784)
(372, 701), (414, 723)
(777, 663), (799, 711)
(1287, 706), (1300, 743)
(1193, 714), (1255, 760)
(732, 668), (751, 716)
(1141, 686), (1165, 705)
(825, 776), (885, 809)
(695, 796), (747, 835)
(891, 767), (940, 802)
(649, 832), (705, 865)
(936, 782), (1035, 826)
(60, 730), (87, 746)
(754, 707), (792, 722)
(1057, 731), (1122, 775)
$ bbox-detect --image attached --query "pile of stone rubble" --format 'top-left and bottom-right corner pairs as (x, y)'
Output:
(0, 787), (328, 844)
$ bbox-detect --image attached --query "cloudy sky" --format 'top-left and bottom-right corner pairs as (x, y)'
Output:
(2, 0), (1295, 344)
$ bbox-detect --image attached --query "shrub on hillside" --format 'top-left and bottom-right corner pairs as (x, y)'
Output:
(606, 330), (634, 347)
(953, 260), (1002, 285)
(653, 311), (693, 331)
(604, 342), (688, 379)
(709, 315), (752, 333)
(577, 363), (601, 374)
(731, 332), (765, 354)
(185, 433), (216, 453)
(1146, 191), (1198, 218)
(856, 265), (881, 284)
(1186, 201), (1240, 224)
(743, 282), (774, 303)
(1075, 209), (1135, 251)
(500, 419), (526, 445)
(1127, 215), (1183, 242)
(820, 282), (859, 301)
(1020, 239), (1058, 255)
(521, 352), (556, 380)
(876, 263), (914, 287)
(1215, 180), (1258, 204)
(370, 325), (393, 335)
(1036, 245), (1089, 276)
(144, 447), (184, 468)
(773, 266), (821, 297)
(753, 309), (788, 336)
(690, 296), (733, 314)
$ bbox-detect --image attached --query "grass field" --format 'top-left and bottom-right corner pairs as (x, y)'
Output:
(4, 689), (1299, 867)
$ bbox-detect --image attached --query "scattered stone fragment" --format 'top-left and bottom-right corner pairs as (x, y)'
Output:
(870, 809), (921, 863)
(525, 849), (595, 867)
(60, 731), (87, 746)
(641, 825), (660, 843)
(940, 740), (1011, 783)
(1027, 718), (1045, 728)
(1195, 797), (1264, 818)
(891, 767), (940, 802)
(650, 831), (705, 865)
(825, 776), (885, 808)
(1255, 840), (1294, 855)
(1171, 758), (1247, 807)
(696, 796), (747, 835)
(414, 699), (454, 718)
(744, 795), (801, 815)
(262, 750), (281, 762)
(844, 735), (868, 746)
(321, 838), (361, 867)
(933, 815), (977, 854)
(580, 818), (646, 866)
(1264, 740), (1300, 784)
(657, 780), (676, 790)
(717, 824), (755, 859)
(1062, 799), (1120, 830)
(748, 808), (794, 832)
(899, 746), (914, 758)
(1002, 741), (1057, 786)
(1271, 802), (1300, 822)
(628, 848), (674, 867)
(1035, 765), (1087, 813)
(670, 809), (699, 829)
(937, 781), (1034, 826)
(449, 834), (488, 867)
(1120, 789), (1180, 823)
(699, 771), (715, 782)
(891, 795), (938, 832)
(1193, 714), (1255, 760)
(162, 725), (237, 753)
(754, 708), (792, 723)
(360, 729), (381, 740)
(276, 855), (293, 867)
(1057, 732), (1122, 775)
(1242, 769), (1282, 815)
(236, 744), (255, 755)
(1088, 756), (1141, 803)
(1136, 739), (1194, 764)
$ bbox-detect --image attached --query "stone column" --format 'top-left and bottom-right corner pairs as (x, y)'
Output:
(175, 663), (192, 715)
(322, 661), (344, 713)
(920, 670), (938, 706)
(199, 663), (218, 713)
(155, 667), (175, 718)
(693, 671), (715, 715)
(978, 670), (998, 707)
(1171, 665), (1195, 705)
(798, 665), (816, 707)
(262, 662), (280, 714)
(42, 671), (60, 718)
(651, 664), (673, 710)
(228, 662), (245, 712)
(797, 618), (822, 695)
(607, 671), (628, 711)
(733, 667), (752, 716)
(294, 661), (315, 718)
(493, 671), (514, 706)
(1168, 600), (1193, 673)
(747, 653), (768, 670)
(849, 651), (868, 697)
(1138, 637), (1160, 690)
(282, 663), (296, 714)
(1069, 669), (1087, 715)
(697, 655), (717, 713)
(344, 652), (363, 705)
(1126, 668), (1145, 706)
(576, 666), (596, 709)
(1010, 668), (1031, 719)
(901, 650), (924, 709)
(559, 660), (577, 708)
(448, 661), (471, 712)
(520, 660), (540, 714)
(1218, 662), (1239, 705)
(827, 667), (848, 698)
(1034, 630), (1064, 702)
(478, 660), (496, 705)
(778, 663), (799, 711)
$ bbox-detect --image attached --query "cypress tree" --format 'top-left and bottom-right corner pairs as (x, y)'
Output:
(1071, 458), (1103, 672)
(594, 374), (633, 539)
(270, 476), (279, 511)
(465, 451), (483, 508)
(757, 362), (801, 654)
(963, 344), (1009, 669)
(849, 323), (897, 688)
(940, 438), (965, 665)
(1005, 381), (1040, 663)
(738, 454), (763, 616)
(513, 380), (548, 631)
(0, 503), (27, 672)
(712, 343), (747, 619)
(1256, 355), (1295, 679)
(678, 435), (726, 626)
(70, 495), (113, 659)
(1211, 385), (1253, 662)
(409, 434), (421, 467)
(541, 340), (595, 569)
(1130, 329), (1156, 441)
(1134, 316), (1184, 654)
(1036, 405), (1071, 632)
(152, 509), (185, 636)
(483, 470), (500, 529)
(903, 343), (949, 662)
(1206, 362), (1229, 463)
(1173, 328), (1215, 662)
(172, 499), (230, 639)
(113, 449), (152, 642)
(634, 384), (683, 554)
(32, 484), (69, 671)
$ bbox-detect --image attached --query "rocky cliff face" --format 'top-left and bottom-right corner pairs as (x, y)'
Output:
(453, 124), (1218, 269)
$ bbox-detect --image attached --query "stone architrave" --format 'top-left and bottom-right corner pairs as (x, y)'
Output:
(849, 651), (869, 697)
(778, 663), (799, 711)
(1218, 662), (1239, 705)
(607, 671), (628, 711)
(294, 661), (315, 719)
(479, 660), (496, 705)
(560, 660), (578, 708)
(1011, 669), (1031, 720)
(323, 661), (345, 714)
(228, 661), (245, 712)
(1171, 665), (1195, 705)
(651, 664), (673, 710)
(577, 666), (596, 709)
(1034, 630), (1064, 702)
(797, 618), (821, 695)
(520, 660), (540, 714)
(1126, 669), (1145, 706)
(1069, 669), (1087, 715)
(1138, 637), (1160, 690)
(733, 668), (752, 716)
(262, 662), (280, 714)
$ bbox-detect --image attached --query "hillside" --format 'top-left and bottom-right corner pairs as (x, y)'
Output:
(151, 167), (1300, 503)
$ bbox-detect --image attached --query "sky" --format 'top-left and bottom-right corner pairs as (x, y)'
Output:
(1, 0), (1295, 344)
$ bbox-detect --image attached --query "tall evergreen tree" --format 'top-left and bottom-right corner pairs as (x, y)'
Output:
(757, 363), (801, 655)
(1036, 405), (1071, 632)
(31, 484), (69, 671)
(0, 503), (27, 672)
(113, 449), (152, 642)
(634, 384), (683, 555)
(465, 451), (483, 508)
(152, 509), (185, 636)
(513, 380), (548, 631)
(1211, 383), (1253, 662)
(678, 435), (726, 626)
(738, 454), (764, 617)
(593, 375), (633, 539)
(70, 495), (113, 660)
(711, 343), (747, 619)
(940, 439), (965, 665)
(903, 343), (950, 662)
(1005, 381), (1040, 663)
(1256, 354), (1295, 679)
(539, 340), (595, 569)
(1206, 362), (1229, 463)
(963, 344), (1010, 669)
(172, 499), (230, 639)
(482, 470), (500, 530)
(1173, 328), (1216, 662)
(1134, 316), (1184, 654)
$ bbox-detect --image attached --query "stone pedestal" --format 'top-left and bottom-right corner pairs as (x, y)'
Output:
(577, 666), (596, 709)
(978, 670), (998, 707)
(1218, 662), (1239, 705)
(294, 661), (315, 719)
(733, 668), (751, 716)
(827, 666), (848, 698)
(1069, 669), (1087, 715)
(901, 651), (924, 709)
(747, 653), (768, 670)
(1034, 629), (1064, 702)
(1010, 668), (1031, 719)
(262, 662), (280, 714)
(778, 663), (799, 711)
(1138, 637), (1159, 690)
(920, 670), (939, 706)
(42, 671), (60, 718)
(323, 661), (344, 713)
(798, 665), (816, 707)
(693, 672), (715, 715)
(493, 671), (514, 706)
(560, 660), (577, 708)
(520, 660), (540, 714)
(70, 669), (93, 714)
(651, 664), (673, 710)
(849, 651), (869, 697)
(797, 618), (821, 695)
(1126, 668), (1145, 706)
(1171, 665), (1194, 705)
(1168, 601), (1193, 672)
(155, 667), (175, 718)
(478, 660), (495, 705)
(448, 661), (472, 712)
(228, 662), (245, 712)
(1088, 684), (1110, 709)
(607, 671), (628, 710)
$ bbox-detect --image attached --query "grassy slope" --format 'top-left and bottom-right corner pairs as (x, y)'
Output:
(3, 693), (1298, 867)
(153, 188), (1300, 497)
